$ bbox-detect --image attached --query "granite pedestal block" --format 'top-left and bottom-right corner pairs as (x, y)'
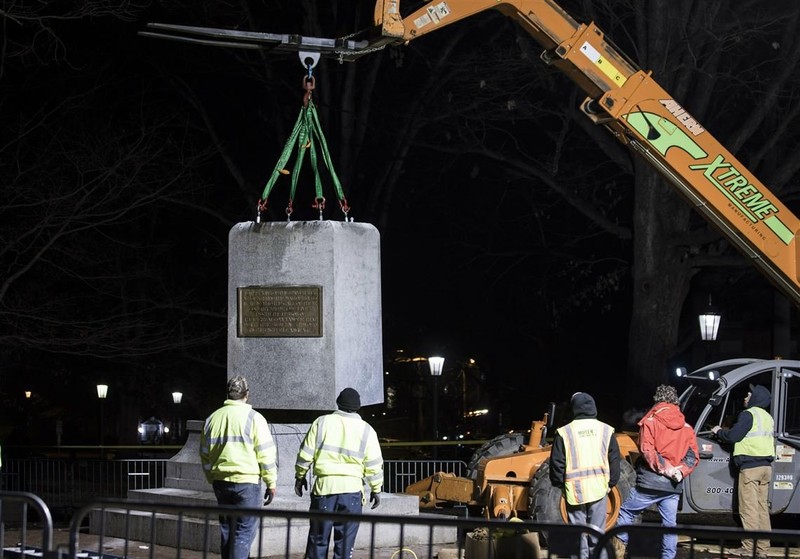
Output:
(228, 221), (383, 411)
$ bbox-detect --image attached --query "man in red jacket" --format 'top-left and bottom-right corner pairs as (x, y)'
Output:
(612, 385), (699, 559)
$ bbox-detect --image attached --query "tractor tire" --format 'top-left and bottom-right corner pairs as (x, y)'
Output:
(528, 459), (637, 526)
(465, 433), (526, 480)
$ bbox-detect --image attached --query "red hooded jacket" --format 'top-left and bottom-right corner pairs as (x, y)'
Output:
(636, 402), (699, 493)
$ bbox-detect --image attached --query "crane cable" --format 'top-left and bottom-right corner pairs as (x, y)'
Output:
(256, 62), (350, 222)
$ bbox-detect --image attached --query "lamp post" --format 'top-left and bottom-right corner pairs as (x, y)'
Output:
(698, 295), (721, 364)
(24, 390), (32, 440)
(96, 384), (109, 447)
(171, 391), (183, 442)
(428, 356), (444, 459)
(698, 297), (721, 341)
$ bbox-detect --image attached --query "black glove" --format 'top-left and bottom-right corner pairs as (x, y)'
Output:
(295, 477), (308, 497)
(263, 487), (275, 506)
(369, 491), (381, 510)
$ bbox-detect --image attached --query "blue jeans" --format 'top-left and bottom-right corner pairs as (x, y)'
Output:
(616, 487), (679, 559)
(213, 481), (262, 559)
(305, 492), (362, 559)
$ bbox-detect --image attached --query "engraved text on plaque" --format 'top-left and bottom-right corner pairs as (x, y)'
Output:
(237, 286), (322, 337)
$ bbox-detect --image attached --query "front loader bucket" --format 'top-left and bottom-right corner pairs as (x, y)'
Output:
(405, 472), (477, 508)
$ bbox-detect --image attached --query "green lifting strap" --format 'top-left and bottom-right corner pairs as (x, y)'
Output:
(259, 97), (348, 219)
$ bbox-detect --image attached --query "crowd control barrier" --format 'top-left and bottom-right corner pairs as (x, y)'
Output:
(0, 491), (55, 559)
(2, 490), (800, 559)
(600, 523), (800, 559)
(0, 458), (465, 515)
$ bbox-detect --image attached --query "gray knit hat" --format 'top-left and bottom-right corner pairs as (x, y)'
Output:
(653, 384), (679, 405)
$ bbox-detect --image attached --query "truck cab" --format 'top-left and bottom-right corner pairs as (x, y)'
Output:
(679, 358), (800, 515)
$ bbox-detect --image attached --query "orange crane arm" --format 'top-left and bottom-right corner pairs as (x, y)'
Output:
(369, 0), (800, 304)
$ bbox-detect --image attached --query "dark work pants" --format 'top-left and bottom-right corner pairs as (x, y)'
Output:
(305, 492), (362, 559)
(212, 480), (262, 559)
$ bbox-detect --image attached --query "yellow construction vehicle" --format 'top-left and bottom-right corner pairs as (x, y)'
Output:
(405, 408), (639, 525)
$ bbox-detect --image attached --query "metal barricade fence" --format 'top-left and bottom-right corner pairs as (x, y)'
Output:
(0, 459), (462, 512)
(0, 491), (54, 559)
(65, 499), (586, 559)
(599, 523), (800, 559)
(0, 459), (168, 515)
(2, 491), (800, 559)
(382, 460), (468, 493)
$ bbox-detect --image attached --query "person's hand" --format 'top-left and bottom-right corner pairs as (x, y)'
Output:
(711, 425), (721, 435)
(664, 466), (683, 482)
(264, 487), (276, 506)
(295, 477), (308, 497)
(662, 466), (682, 482)
(369, 491), (381, 510)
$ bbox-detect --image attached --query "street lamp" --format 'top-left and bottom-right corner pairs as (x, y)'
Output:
(24, 390), (32, 440)
(172, 391), (183, 442)
(97, 384), (108, 446)
(698, 295), (721, 341)
(428, 356), (444, 459)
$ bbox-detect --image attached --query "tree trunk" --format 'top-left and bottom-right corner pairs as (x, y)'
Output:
(626, 162), (694, 407)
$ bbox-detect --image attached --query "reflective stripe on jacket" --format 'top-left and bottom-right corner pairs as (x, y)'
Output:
(295, 410), (384, 496)
(199, 399), (277, 487)
(556, 418), (613, 505)
(734, 407), (775, 458)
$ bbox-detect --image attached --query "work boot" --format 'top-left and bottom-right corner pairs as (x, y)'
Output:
(612, 537), (627, 559)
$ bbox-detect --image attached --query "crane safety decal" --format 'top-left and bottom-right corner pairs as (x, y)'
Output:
(624, 107), (794, 246)
(413, 2), (451, 29)
(579, 42), (627, 86)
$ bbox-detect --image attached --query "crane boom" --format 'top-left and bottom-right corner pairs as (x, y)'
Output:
(369, 0), (800, 304)
(141, 0), (800, 304)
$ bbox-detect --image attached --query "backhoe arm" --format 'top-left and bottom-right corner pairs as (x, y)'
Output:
(370, 0), (800, 304)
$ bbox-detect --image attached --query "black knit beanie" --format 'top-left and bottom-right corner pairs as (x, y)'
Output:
(336, 388), (361, 412)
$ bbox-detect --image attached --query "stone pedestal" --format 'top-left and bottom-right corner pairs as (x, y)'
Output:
(228, 221), (383, 410)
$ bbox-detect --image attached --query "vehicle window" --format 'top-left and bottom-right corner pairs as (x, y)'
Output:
(783, 372), (800, 436)
(681, 370), (775, 433)
(681, 384), (716, 431)
(721, 387), (748, 428)
(721, 371), (773, 428)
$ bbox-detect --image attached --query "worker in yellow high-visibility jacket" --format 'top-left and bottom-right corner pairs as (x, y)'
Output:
(549, 392), (620, 559)
(295, 387), (383, 559)
(713, 384), (775, 558)
(200, 376), (277, 559)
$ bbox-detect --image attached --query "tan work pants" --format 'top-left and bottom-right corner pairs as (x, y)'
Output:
(738, 465), (772, 555)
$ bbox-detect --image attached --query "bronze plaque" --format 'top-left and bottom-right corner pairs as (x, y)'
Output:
(237, 285), (322, 338)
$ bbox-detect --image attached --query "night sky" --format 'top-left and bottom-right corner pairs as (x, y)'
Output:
(2, 1), (798, 446)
